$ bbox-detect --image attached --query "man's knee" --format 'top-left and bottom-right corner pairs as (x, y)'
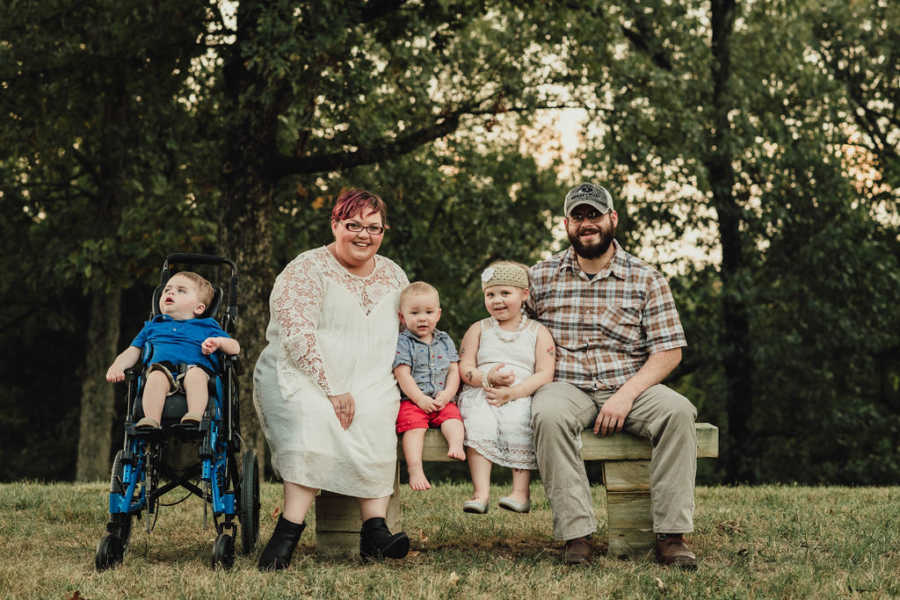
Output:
(646, 386), (696, 443)
(531, 382), (575, 430)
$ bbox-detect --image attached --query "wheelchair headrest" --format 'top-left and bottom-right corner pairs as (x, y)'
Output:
(151, 285), (224, 320)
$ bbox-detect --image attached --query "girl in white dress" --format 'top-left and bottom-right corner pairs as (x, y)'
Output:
(457, 261), (555, 514)
(253, 189), (411, 569)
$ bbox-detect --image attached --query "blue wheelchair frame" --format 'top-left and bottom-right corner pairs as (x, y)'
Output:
(96, 253), (258, 571)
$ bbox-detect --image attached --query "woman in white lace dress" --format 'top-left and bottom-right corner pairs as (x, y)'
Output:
(253, 189), (410, 569)
(457, 262), (555, 515)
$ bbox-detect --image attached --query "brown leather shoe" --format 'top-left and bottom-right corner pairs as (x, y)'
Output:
(655, 534), (697, 570)
(563, 536), (592, 564)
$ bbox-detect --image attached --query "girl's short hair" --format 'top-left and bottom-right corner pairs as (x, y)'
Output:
(331, 188), (387, 226)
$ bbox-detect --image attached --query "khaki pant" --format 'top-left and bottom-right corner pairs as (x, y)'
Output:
(531, 381), (697, 541)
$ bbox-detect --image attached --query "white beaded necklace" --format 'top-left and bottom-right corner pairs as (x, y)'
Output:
(491, 313), (529, 343)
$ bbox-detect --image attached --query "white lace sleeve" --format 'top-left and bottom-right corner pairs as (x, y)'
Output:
(269, 255), (344, 396)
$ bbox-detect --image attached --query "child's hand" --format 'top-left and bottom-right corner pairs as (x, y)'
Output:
(201, 337), (221, 355)
(415, 396), (440, 413)
(486, 386), (516, 407)
(487, 364), (515, 388)
(106, 365), (125, 383)
(434, 390), (454, 409)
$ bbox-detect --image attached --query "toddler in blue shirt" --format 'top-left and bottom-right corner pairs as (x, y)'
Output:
(106, 271), (240, 429)
(393, 282), (465, 490)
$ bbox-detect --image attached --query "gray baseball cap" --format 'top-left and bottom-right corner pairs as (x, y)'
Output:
(564, 182), (614, 216)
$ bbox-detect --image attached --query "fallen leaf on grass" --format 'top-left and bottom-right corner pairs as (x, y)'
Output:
(655, 577), (665, 591)
(448, 572), (460, 586)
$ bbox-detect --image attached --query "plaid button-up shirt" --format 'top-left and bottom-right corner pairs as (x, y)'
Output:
(528, 241), (687, 391)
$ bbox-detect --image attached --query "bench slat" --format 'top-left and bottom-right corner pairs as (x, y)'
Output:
(415, 422), (718, 462)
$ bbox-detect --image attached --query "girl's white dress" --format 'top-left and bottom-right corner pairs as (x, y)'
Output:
(458, 317), (539, 470)
(253, 246), (408, 498)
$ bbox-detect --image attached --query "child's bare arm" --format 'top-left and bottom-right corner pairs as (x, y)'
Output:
(434, 362), (460, 407)
(485, 325), (556, 405)
(394, 364), (439, 412)
(106, 346), (142, 382)
(201, 337), (240, 356)
(458, 323), (486, 387)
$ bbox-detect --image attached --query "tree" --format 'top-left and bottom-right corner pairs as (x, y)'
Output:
(559, 0), (899, 481)
(0, 0), (216, 480)
(214, 0), (575, 456)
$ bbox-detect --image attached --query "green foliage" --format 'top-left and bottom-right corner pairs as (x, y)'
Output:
(0, 0), (896, 484)
(559, 0), (899, 482)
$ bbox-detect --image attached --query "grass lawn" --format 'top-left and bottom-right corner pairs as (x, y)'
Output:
(0, 481), (897, 599)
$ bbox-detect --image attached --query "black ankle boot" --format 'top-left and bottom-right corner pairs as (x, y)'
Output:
(258, 515), (305, 571)
(360, 517), (410, 561)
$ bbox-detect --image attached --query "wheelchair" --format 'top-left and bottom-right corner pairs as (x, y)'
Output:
(95, 253), (259, 570)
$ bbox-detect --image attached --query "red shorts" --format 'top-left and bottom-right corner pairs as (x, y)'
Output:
(396, 399), (462, 433)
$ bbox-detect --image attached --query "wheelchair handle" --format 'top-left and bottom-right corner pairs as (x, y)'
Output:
(164, 253), (237, 273)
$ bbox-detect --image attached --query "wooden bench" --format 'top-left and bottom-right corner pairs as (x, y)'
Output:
(315, 423), (718, 558)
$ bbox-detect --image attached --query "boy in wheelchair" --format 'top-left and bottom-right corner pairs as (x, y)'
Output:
(106, 271), (240, 429)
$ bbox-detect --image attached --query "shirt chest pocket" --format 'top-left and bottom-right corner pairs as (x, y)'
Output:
(588, 303), (643, 348)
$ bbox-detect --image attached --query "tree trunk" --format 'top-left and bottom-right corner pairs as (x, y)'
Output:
(708, 0), (756, 483)
(76, 288), (121, 481)
(220, 0), (278, 466)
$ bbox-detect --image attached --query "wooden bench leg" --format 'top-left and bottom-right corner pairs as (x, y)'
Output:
(603, 460), (654, 558)
(315, 462), (402, 558)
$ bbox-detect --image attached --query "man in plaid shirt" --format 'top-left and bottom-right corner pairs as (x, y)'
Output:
(528, 182), (698, 569)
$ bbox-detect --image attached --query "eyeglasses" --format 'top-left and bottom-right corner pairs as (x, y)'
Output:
(568, 208), (607, 223)
(342, 220), (386, 236)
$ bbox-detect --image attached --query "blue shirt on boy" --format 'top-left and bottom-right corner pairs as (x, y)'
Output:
(393, 329), (459, 397)
(131, 314), (231, 372)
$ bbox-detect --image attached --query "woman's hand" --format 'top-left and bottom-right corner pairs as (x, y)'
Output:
(328, 393), (356, 429)
(486, 385), (517, 407)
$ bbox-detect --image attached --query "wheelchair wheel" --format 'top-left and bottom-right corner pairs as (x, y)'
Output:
(212, 533), (235, 570)
(95, 534), (125, 571)
(109, 451), (134, 549)
(239, 449), (260, 554)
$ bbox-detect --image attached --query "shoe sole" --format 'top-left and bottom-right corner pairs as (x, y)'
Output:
(360, 535), (410, 561)
(498, 501), (530, 513)
(462, 501), (488, 514)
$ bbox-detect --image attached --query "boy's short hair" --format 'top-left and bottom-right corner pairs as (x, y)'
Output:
(173, 271), (215, 307)
(399, 281), (440, 308)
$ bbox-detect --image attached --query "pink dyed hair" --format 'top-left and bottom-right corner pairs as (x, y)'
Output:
(331, 188), (388, 226)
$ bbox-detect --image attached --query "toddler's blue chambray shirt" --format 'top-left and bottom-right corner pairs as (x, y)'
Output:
(392, 329), (459, 397)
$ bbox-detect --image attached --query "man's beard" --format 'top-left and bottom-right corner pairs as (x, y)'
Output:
(568, 223), (615, 259)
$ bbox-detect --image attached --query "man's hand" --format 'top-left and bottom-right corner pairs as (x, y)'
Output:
(328, 393), (356, 429)
(593, 390), (635, 436)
